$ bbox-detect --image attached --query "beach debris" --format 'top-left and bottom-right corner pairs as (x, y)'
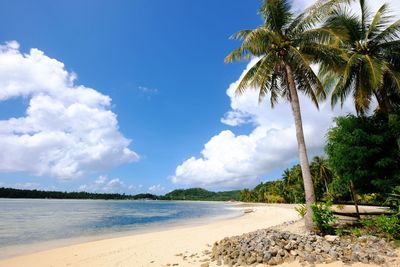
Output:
(243, 209), (254, 214)
(210, 229), (397, 266)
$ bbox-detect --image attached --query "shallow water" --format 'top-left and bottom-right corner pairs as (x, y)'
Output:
(0, 199), (237, 258)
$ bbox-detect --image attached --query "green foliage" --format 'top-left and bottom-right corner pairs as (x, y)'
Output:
(163, 188), (240, 201)
(295, 204), (307, 218)
(311, 202), (336, 234)
(326, 113), (400, 201)
(240, 157), (334, 204)
(361, 215), (400, 240)
(386, 186), (400, 215)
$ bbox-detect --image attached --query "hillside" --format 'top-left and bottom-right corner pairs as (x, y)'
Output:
(163, 187), (240, 201)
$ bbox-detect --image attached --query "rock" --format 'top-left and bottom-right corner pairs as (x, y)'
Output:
(321, 241), (331, 252)
(304, 244), (313, 252)
(246, 256), (256, 265)
(210, 229), (393, 267)
(263, 251), (272, 261)
(324, 235), (338, 242)
(290, 250), (298, 256)
(200, 263), (209, 267)
(372, 255), (385, 264)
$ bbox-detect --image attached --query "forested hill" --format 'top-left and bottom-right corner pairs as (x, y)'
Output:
(0, 187), (159, 200)
(0, 187), (241, 201)
(163, 188), (241, 201)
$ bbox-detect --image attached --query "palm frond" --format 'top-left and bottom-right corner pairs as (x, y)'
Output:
(259, 0), (292, 32)
(300, 43), (346, 73)
(331, 53), (362, 108)
(235, 53), (279, 98)
(323, 7), (362, 44)
(225, 46), (250, 63)
(359, 0), (371, 36)
(367, 4), (393, 40)
(287, 46), (325, 106)
(373, 19), (400, 45)
(296, 27), (348, 45)
(225, 27), (278, 63)
(229, 29), (253, 40)
(269, 74), (280, 107)
(288, 0), (350, 36)
(354, 73), (372, 114)
(361, 55), (384, 89)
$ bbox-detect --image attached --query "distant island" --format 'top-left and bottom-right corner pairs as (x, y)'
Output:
(0, 187), (240, 201)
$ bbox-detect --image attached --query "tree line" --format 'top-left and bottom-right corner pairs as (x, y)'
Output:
(0, 187), (241, 201)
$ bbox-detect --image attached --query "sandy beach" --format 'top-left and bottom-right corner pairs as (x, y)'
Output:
(0, 204), (398, 267)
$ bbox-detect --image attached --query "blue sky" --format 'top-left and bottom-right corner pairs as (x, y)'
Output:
(0, 0), (397, 194)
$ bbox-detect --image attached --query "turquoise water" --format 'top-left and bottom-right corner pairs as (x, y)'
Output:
(0, 199), (237, 257)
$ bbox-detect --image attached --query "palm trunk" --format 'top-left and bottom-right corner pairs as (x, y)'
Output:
(374, 89), (392, 115)
(350, 181), (361, 219)
(285, 64), (316, 232)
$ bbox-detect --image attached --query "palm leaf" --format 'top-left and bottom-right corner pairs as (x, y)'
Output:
(373, 19), (400, 44)
(288, 0), (350, 36)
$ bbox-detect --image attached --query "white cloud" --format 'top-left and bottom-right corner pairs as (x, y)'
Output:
(14, 182), (41, 190)
(78, 175), (139, 193)
(148, 184), (167, 194)
(0, 41), (139, 179)
(138, 86), (158, 94)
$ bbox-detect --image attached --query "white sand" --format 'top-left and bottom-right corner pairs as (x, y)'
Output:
(0, 204), (398, 267)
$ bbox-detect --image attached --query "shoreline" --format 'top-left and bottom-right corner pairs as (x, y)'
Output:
(0, 201), (244, 260)
(0, 204), (299, 267)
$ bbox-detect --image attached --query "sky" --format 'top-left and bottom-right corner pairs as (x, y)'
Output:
(0, 0), (398, 195)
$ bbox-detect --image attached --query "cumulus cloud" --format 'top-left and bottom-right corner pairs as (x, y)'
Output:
(78, 175), (140, 193)
(148, 184), (167, 194)
(0, 41), (138, 179)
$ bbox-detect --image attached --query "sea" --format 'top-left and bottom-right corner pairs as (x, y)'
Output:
(0, 199), (239, 258)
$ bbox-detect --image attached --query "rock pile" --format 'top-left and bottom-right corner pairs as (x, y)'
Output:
(211, 229), (397, 266)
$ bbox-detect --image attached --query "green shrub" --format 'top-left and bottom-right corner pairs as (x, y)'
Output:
(312, 202), (336, 234)
(295, 204), (307, 218)
(361, 215), (400, 239)
(264, 194), (285, 203)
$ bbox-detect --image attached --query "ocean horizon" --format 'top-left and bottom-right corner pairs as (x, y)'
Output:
(0, 198), (239, 258)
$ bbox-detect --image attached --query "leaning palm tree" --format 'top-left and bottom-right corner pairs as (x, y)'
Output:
(225, 0), (346, 231)
(320, 0), (400, 114)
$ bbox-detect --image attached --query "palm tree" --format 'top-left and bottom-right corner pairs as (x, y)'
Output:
(225, 0), (345, 231)
(310, 156), (333, 198)
(320, 0), (400, 114)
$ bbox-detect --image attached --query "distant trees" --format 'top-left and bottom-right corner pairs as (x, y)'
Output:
(240, 156), (334, 204)
(0, 187), (242, 202)
(0, 187), (159, 200)
(163, 188), (240, 201)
